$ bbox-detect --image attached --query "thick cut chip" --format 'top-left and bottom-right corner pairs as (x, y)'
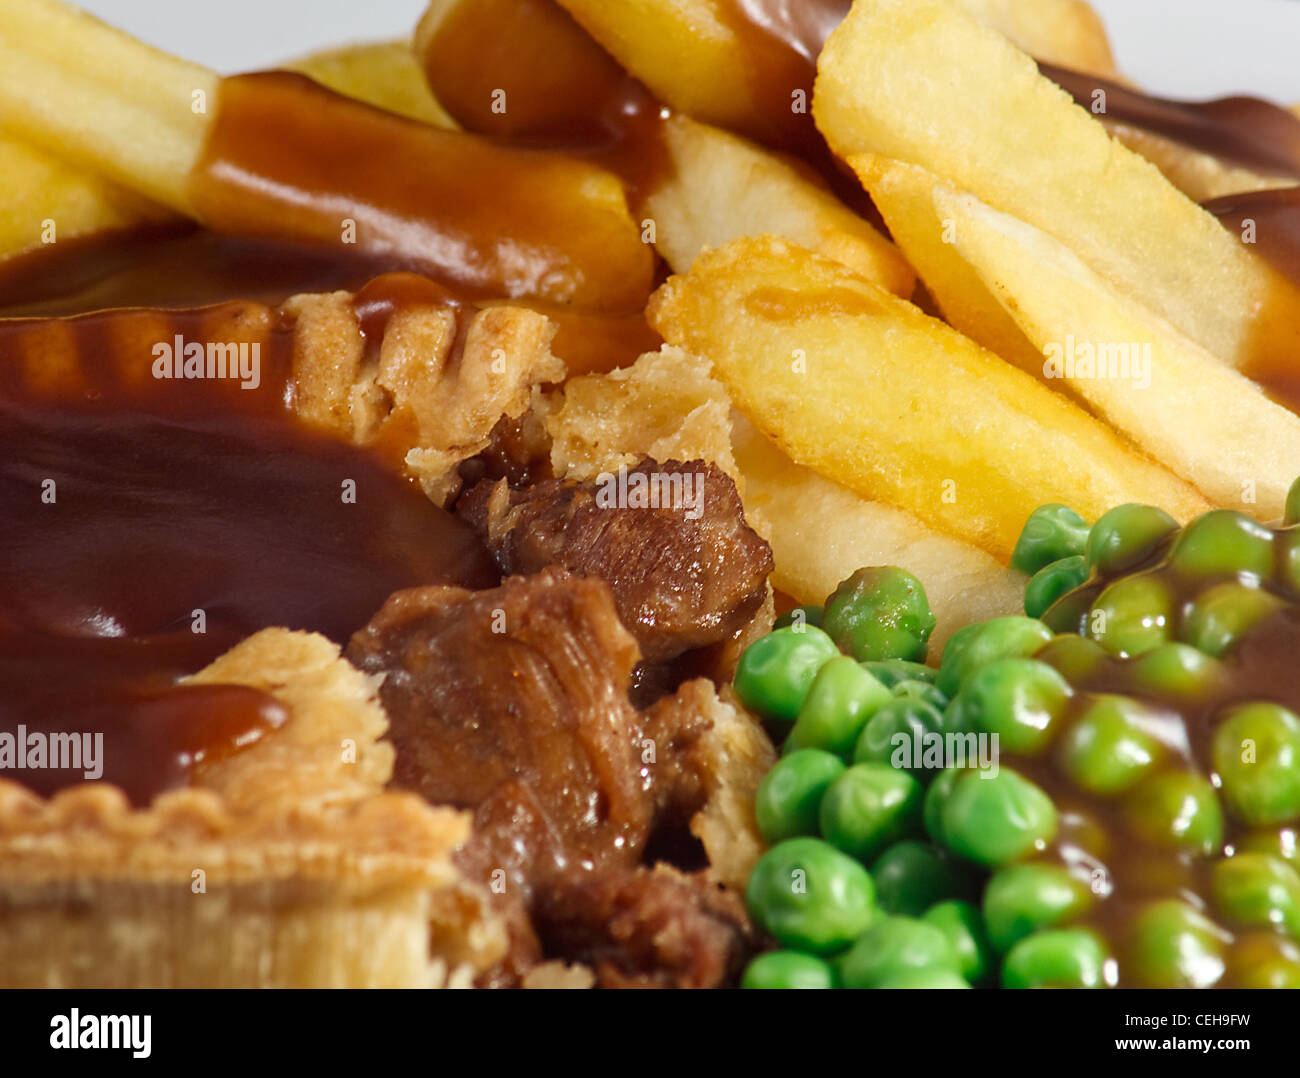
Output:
(648, 235), (1209, 558)
(731, 416), (1025, 656)
(952, 0), (1117, 77)
(0, 133), (174, 262)
(547, 346), (1024, 655)
(556, 0), (1118, 147)
(854, 154), (1040, 371)
(814, 0), (1300, 371)
(287, 40), (457, 128)
(644, 115), (913, 294)
(909, 172), (1300, 519)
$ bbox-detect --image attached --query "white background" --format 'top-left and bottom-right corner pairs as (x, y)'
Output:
(73, 0), (1300, 103)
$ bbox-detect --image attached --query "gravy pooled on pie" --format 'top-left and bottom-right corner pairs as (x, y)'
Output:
(0, 303), (497, 805)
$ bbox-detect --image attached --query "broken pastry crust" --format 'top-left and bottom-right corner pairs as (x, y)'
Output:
(285, 289), (565, 504)
(0, 629), (504, 988)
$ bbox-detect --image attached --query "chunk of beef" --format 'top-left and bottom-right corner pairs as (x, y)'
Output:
(347, 569), (651, 889)
(535, 866), (753, 989)
(456, 408), (554, 492)
(456, 458), (773, 667)
(346, 567), (753, 987)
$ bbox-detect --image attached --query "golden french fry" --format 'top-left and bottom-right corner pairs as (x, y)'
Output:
(546, 345), (1024, 654)
(730, 416), (1026, 656)
(0, 134), (174, 262)
(644, 115), (913, 295)
(648, 235), (1210, 558)
(0, 0), (212, 212)
(553, 0), (769, 143)
(904, 168), (1300, 518)
(814, 0), (1300, 372)
(854, 154), (1040, 370)
(0, 37), (446, 267)
(952, 0), (1117, 77)
(555, 0), (1118, 146)
(1100, 120), (1291, 203)
(0, 0), (653, 310)
(286, 40), (457, 129)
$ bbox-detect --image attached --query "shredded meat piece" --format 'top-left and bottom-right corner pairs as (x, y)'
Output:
(534, 865), (754, 989)
(346, 568), (758, 987)
(457, 457), (773, 670)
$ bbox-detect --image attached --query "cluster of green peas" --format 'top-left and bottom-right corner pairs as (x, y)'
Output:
(735, 483), (1300, 990)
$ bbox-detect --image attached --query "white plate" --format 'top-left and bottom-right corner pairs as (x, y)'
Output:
(72, 0), (1300, 104)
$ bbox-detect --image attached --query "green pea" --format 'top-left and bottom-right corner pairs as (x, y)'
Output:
(1128, 642), (1223, 698)
(786, 656), (892, 758)
(1002, 929), (1112, 989)
(1211, 853), (1300, 939)
(871, 840), (977, 917)
(755, 749), (847, 844)
(741, 950), (838, 989)
(860, 659), (938, 689)
(1085, 503), (1178, 578)
(822, 567), (936, 663)
(891, 678), (949, 711)
(1127, 900), (1229, 989)
(1124, 771), (1224, 856)
(838, 915), (960, 989)
(1236, 827), (1300, 866)
(1212, 702), (1300, 827)
(1181, 582), (1283, 658)
(1088, 572), (1173, 657)
(1010, 504), (1091, 575)
(934, 768), (1058, 868)
(746, 838), (877, 954)
(873, 967), (972, 989)
(774, 604), (824, 632)
(1035, 633), (1110, 686)
(923, 766), (962, 847)
(1287, 477), (1300, 526)
(819, 764), (924, 863)
(923, 901), (995, 984)
(1024, 555), (1090, 619)
(1168, 509), (1275, 581)
(1276, 526), (1300, 596)
(935, 617), (1053, 698)
(734, 626), (840, 724)
(853, 698), (947, 778)
(983, 862), (1091, 953)
(944, 658), (1071, 756)
(1041, 584), (1099, 637)
(1058, 695), (1161, 796)
(1227, 932), (1300, 989)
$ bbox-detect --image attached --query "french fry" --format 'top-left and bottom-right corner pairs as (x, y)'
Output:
(814, 0), (1300, 371)
(0, 0), (653, 310)
(0, 134), (175, 262)
(648, 235), (1210, 559)
(553, 0), (770, 143)
(644, 115), (914, 295)
(951, 0), (1117, 77)
(286, 41), (457, 129)
(730, 416), (1027, 656)
(895, 165), (1300, 518)
(555, 0), (1121, 146)
(546, 345), (1025, 654)
(0, 0), (214, 212)
(854, 154), (1041, 371)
